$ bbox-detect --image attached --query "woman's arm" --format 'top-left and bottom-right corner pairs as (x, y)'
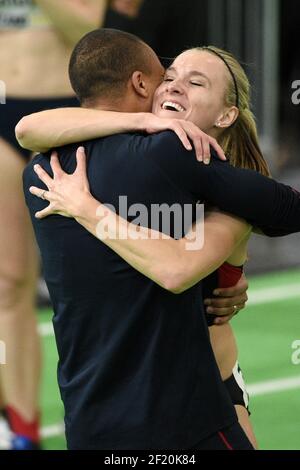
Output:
(30, 149), (251, 293)
(16, 108), (149, 153)
(15, 108), (225, 162)
(78, 203), (250, 293)
(35, 0), (108, 46)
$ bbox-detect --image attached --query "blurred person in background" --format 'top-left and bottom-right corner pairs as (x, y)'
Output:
(108, 0), (143, 19)
(105, 0), (208, 60)
(0, 0), (107, 450)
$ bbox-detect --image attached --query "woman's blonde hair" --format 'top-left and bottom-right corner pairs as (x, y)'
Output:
(196, 46), (271, 177)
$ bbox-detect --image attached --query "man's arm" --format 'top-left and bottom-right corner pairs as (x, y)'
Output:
(147, 132), (300, 236)
(35, 0), (107, 46)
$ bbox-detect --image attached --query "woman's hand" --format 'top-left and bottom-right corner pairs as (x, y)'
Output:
(29, 147), (92, 219)
(142, 113), (226, 164)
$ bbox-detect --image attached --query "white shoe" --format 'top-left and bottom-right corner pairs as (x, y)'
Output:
(0, 415), (13, 450)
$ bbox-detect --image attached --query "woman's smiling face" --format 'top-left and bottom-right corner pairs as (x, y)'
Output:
(152, 49), (230, 135)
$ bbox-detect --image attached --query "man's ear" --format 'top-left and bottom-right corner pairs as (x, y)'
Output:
(131, 71), (149, 98)
(216, 106), (239, 129)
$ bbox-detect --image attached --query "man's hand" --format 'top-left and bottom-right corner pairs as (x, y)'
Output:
(204, 273), (249, 325)
(143, 114), (226, 164)
(29, 147), (91, 219)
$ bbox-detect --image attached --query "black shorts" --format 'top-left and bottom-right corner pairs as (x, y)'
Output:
(190, 421), (254, 450)
(224, 362), (250, 414)
(0, 96), (79, 161)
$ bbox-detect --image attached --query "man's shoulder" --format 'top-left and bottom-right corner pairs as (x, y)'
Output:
(142, 130), (186, 152)
(124, 131), (194, 165)
(81, 131), (185, 160)
(140, 130), (217, 163)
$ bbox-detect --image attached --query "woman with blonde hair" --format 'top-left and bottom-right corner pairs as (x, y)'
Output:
(19, 45), (278, 448)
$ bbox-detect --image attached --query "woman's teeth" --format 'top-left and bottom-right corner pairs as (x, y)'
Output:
(161, 101), (185, 112)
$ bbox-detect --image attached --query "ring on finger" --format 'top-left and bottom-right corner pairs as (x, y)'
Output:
(40, 190), (47, 200)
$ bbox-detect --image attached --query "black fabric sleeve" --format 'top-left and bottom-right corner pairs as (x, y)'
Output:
(145, 132), (300, 236)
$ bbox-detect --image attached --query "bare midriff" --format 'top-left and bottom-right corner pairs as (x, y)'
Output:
(0, 29), (74, 97)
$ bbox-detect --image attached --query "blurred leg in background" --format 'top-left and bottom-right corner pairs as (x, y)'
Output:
(0, 138), (40, 448)
(0, 0), (108, 449)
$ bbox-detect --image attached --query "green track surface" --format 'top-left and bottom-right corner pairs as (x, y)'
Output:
(39, 269), (300, 450)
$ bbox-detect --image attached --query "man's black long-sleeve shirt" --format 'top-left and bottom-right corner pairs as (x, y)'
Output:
(24, 131), (300, 450)
(145, 132), (300, 235)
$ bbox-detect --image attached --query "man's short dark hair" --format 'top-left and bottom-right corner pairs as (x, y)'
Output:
(69, 28), (154, 105)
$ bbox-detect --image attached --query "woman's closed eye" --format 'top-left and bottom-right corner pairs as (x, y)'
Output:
(190, 81), (204, 87)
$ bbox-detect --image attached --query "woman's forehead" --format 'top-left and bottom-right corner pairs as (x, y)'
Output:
(170, 50), (229, 89)
(173, 50), (225, 74)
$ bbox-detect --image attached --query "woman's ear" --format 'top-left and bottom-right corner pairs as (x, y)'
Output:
(131, 71), (149, 98)
(216, 106), (239, 129)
